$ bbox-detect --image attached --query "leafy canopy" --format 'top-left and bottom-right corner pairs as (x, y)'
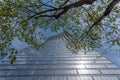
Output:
(0, 0), (120, 63)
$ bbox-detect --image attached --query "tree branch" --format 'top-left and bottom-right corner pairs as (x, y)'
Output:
(28, 0), (96, 19)
(25, 7), (37, 13)
(27, 0), (120, 31)
(88, 0), (120, 31)
(38, 0), (56, 9)
(59, 0), (70, 8)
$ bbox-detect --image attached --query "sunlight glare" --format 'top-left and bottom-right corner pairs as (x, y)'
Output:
(0, 0), (2, 2)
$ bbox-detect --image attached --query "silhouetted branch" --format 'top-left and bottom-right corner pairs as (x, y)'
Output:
(27, 0), (120, 30)
(88, 0), (120, 31)
(28, 0), (96, 19)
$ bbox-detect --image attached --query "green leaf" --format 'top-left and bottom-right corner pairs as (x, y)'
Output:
(10, 56), (16, 64)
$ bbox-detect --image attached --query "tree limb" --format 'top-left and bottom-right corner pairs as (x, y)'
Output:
(27, 0), (120, 30)
(28, 0), (96, 19)
(88, 0), (120, 31)
(59, 0), (70, 8)
(38, 0), (56, 9)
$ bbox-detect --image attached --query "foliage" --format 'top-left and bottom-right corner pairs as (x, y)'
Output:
(0, 0), (120, 63)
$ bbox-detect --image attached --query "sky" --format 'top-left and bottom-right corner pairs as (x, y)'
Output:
(11, 28), (62, 50)
(1, 0), (120, 68)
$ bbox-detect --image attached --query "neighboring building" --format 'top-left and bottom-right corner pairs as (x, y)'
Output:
(0, 33), (120, 80)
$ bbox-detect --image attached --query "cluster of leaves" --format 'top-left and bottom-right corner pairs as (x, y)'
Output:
(0, 0), (46, 63)
(0, 0), (120, 63)
(53, 0), (120, 53)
